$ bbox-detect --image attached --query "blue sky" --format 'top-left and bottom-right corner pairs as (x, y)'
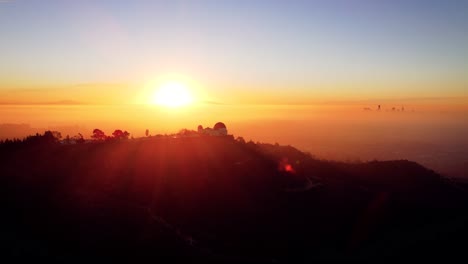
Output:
(1, 0), (467, 103)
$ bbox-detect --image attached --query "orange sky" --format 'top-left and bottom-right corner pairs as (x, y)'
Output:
(1, 0), (468, 141)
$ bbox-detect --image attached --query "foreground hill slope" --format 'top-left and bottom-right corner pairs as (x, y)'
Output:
(1, 136), (467, 262)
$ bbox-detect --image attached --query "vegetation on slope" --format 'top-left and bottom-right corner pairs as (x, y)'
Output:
(1, 134), (467, 262)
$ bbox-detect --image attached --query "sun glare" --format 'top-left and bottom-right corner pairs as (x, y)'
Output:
(152, 82), (193, 108)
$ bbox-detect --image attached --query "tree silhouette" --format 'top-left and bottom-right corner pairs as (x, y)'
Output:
(73, 133), (85, 144)
(16, 130), (62, 145)
(145, 129), (149, 137)
(43, 130), (61, 143)
(91, 129), (106, 141)
(65, 135), (71, 144)
(236, 136), (246, 144)
(112, 129), (130, 140)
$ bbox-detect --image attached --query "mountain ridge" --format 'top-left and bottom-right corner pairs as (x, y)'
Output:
(1, 136), (467, 262)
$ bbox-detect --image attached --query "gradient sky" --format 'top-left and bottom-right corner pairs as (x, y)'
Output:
(1, 0), (467, 104)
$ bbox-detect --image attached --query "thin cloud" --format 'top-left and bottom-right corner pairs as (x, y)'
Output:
(200, 100), (226, 105)
(0, 100), (86, 105)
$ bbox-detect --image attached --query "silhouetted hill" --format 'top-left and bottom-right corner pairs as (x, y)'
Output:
(1, 136), (467, 262)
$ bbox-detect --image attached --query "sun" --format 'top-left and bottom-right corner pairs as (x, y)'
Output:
(151, 81), (193, 107)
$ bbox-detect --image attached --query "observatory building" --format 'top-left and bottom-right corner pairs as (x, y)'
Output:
(197, 122), (228, 136)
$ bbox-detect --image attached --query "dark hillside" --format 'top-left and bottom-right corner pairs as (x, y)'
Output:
(1, 136), (467, 262)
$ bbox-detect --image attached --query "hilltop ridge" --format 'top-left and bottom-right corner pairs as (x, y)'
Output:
(1, 135), (467, 262)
